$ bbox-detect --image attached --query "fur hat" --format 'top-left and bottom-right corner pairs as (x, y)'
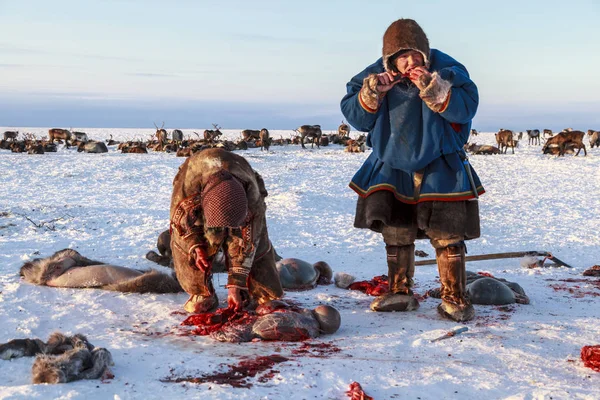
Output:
(382, 18), (430, 72)
(202, 170), (248, 228)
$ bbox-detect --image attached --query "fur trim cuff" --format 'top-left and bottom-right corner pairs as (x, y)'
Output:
(227, 271), (250, 289)
(419, 72), (452, 113)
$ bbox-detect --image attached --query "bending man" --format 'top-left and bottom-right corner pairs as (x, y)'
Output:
(170, 148), (283, 313)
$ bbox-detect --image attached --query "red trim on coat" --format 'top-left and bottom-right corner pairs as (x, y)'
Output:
(358, 91), (379, 114)
(439, 89), (451, 113)
(349, 182), (485, 204)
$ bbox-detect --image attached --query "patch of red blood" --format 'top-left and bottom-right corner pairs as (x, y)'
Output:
(163, 354), (289, 388)
(179, 300), (309, 340)
(547, 278), (600, 298)
(474, 312), (512, 327)
(346, 381), (374, 400)
(291, 341), (342, 358)
(348, 275), (390, 296)
(413, 292), (428, 302)
(477, 271), (495, 278)
(583, 265), (600, 277)
(181, 307), (258, 336)
(101, 370), (115, 383)
(581, 345), (600, 372)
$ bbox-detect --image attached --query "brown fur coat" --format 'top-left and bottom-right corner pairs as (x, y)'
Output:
(169, 148), (282, 303)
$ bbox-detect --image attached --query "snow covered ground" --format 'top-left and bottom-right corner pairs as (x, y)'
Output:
(0, 128), (599, 399)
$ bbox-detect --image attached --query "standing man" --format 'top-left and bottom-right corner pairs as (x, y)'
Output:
(170, 148), (283, 313)
(341, 19), (484, 322)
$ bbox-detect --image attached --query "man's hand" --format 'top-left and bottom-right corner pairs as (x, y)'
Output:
(408, 66), (432, 91)
(227, 287), (244, 311)
(194, 246), (211, 272)
(375, 71), (401, 93)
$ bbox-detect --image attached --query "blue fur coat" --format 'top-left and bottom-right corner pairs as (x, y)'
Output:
(341, 49), (484, 203)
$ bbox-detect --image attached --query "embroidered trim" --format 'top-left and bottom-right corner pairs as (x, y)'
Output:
(170, 192), (203, 236)
(230, 266), (250, 276)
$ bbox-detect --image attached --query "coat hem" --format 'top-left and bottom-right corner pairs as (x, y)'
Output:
(349, 181), (485, 204)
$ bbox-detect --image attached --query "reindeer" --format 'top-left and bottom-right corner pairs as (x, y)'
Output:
(296, 125), (322, 149)
(465, 143), (502, 155)
(106, 134), (120, 146)
(10, 141), (26, 153)
(27, 142), (45, 154)
(517, 132), (523, 140)
(543, 129), (553, 138)
(48, 128), (72, 144)
(259, 128), (270, 151)
(526, 129), (541, 145)
(120, 141), (148, 154)
(3, 130), (18, 141)
(153, 122), (167, 143)
(344, 134), (366, 153)
(71, 131), (88, 142)
(542, 130), (587, 156)
(338, 121), (351, 138)
(203, 124), (222, 142)
(241, 129), (261, 141)
(172, 129), (183, 143)
(588, 131), (599, 148)
(470, 129), (478, 137)
(495, 129), (515, 154)
(77, 141), (108, 153)
(344, 139), (365, 153)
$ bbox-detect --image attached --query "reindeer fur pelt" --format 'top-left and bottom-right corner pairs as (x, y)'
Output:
(103, 268), (182, 293)
(0, 332), (113, 384)
(19, 249), (183, 294)
(19, 249), (104, 285)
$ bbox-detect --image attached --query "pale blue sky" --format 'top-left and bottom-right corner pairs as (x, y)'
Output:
(1, 0), (598, 130)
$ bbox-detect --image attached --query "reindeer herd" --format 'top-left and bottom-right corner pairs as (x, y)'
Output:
(0, 121), (368, 157)
(5, 123), (595, 158)
(466, 128), (600, 156)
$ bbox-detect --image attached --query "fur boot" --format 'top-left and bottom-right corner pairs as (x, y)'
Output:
(371, 244), (419, 312)
(436, 242), (475, 322)
(183, 279), (219, 313)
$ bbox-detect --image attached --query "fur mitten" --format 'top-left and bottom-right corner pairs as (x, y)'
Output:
(419, 72), (452, 112)
(358, 74), (382, 112)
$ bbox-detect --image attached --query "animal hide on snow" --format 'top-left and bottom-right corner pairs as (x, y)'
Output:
(0, 332), (113, 384)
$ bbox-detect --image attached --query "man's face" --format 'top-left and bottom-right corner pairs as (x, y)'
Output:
(393, 50), (425, 75)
